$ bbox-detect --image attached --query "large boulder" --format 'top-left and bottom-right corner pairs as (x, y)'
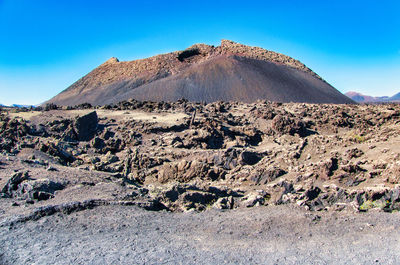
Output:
(74, 111), (98, 141)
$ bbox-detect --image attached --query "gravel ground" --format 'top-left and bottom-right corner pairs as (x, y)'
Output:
(1, 205), (400, 265)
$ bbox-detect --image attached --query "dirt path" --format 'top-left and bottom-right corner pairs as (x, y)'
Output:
(1, 205), (399, 264)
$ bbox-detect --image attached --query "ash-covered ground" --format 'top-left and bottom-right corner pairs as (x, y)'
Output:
(1, 100), (400, 264)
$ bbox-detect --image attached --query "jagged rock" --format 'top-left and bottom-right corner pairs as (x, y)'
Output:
(104, 138), (124, 153)
(0, 116), (30, 152)
(103, 57), (119, 64)
(47, 119), (71, 134)
(61, 126), (78, 141)
(305, 187), (321, 201)
(157, 160), (214, 183)
(46, 166), (57, 171)
(148, 183), (235, 211)
(385, 164), (400, 184)
(279, 181), (295, 194)
(240, 190), (269, 207)
(101, 151), (119, 164)
(180, 191), (217, 210)
(181, 128), (223, 149)
(18, 179), (64, 201)
(90, 136), (105, 150)
(250, 166), (287, 184)
(346, 148), (364, 159)
(319, 157), (338, 180)
(122, 150), (167, 182)
(1, 172), (64, 201)
(213, 196), (234, 209)
(341, 164), (365, 174)
(239, 151), (263, 165)
(38, 141), (75, 165)
(271, 115), (307, 136)
(1, 171), (30, 197)
(209, 149), (239, 170)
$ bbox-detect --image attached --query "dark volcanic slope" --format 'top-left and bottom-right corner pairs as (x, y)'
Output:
(117, 55), (349, 104)
(47, 40), (354, 105)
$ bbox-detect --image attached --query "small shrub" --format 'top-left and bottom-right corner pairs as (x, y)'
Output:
(353, 134), (366, 143)
(359, 200), (389, 211)
(44, 103), (58, 111)
(347, 131), (366, 143)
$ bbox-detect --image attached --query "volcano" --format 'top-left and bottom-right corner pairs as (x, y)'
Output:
(46, 40), (354, 105)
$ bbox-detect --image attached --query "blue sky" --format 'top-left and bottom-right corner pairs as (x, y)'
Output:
(0, 0), (399, 105)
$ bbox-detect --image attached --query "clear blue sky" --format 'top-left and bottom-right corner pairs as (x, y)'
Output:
(0, 0), (399, 105)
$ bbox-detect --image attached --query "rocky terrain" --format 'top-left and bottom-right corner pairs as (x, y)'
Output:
(1, 100), (400, 215)
(46, 40), (353, 105)
(1, 100), (400, 263)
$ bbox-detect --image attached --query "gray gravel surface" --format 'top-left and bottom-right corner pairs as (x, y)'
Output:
(1, 205), (400, 264)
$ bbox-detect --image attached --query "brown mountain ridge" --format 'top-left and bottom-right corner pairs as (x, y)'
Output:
(47, 40), (354, 106)
(345, 91), (400, 103)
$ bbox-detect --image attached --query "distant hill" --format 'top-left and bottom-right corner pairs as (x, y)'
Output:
(12, 104), (35, 108)
(390, 92), (400, 101)
(345, 91), (400, 103)
(46, 40), (354, 106)
(0, 104), (36, 108)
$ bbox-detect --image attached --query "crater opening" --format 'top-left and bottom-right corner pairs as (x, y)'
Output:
(177, 48), (201, 62)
